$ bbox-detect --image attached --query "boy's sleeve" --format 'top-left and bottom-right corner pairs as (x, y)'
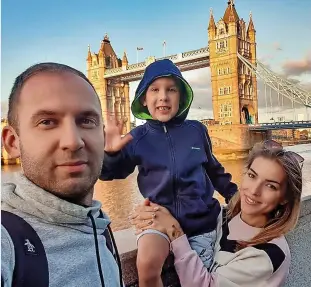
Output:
(100, 142), (137, 180)
(201, 124), (238, 202)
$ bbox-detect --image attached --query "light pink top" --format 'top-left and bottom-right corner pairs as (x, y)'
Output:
(171, 213), (290, 287)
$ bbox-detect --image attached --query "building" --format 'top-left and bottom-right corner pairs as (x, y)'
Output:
(208, 2), (258, 125)
(86, 36), (131, 134)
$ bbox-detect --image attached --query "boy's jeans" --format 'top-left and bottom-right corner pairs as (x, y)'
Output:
(188, 229), (217, 269)
(137, 229), (217, 269)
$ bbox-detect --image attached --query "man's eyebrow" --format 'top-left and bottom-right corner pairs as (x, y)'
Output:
(79, 110), (101, 118)
(30, 109), (101, 121)
(30, 110), (59, 121)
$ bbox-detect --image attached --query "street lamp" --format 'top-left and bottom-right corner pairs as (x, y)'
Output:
(163, 41), (166, 57)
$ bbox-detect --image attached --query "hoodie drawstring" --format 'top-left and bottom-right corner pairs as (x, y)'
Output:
(105, 220), (123, 287)
(88, 211), (105, 287)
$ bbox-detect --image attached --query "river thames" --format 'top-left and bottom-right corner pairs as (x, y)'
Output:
(2, 143), (311, 232)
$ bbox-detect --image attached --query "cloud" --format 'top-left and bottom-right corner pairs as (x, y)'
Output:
(301, 81), (311, 92)
(272, 42), (282, 51)
(258, 54), (273, 66)
(182, 68), (212, 112)
(282, 53), (311, 76)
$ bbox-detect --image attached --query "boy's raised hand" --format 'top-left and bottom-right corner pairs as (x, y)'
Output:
(104, 113), (133, 153)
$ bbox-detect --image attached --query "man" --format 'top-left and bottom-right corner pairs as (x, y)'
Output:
(1, 63), (122, 287)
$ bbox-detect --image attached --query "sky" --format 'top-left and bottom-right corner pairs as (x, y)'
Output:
(1, 0), (311, 123)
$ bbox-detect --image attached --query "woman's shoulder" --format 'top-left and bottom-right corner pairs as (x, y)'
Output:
(219, 213), (290, 274)
(264, 236), (291, 285)
(250, 235), (290, 274)
(270, 235), (290, 257)
(268, 235), (291, 269)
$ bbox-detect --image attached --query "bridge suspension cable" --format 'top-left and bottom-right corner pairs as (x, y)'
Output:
(237, 53), (311, 108)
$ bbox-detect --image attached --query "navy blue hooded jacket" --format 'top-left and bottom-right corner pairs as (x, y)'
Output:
(100, 59), (237, 237)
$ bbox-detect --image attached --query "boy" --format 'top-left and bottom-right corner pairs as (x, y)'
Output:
(101, 59), (237, 287)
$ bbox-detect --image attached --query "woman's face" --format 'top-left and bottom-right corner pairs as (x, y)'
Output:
(239, 156), (287, 227)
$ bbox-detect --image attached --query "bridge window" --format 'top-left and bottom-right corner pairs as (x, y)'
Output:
(219, 88), (224, 95)
(219, 28), (225, 35)
(107, 98), (114, 112)
(223, 86), (231, 94)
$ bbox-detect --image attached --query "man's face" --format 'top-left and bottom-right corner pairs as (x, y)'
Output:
(7, 72), (105, 205)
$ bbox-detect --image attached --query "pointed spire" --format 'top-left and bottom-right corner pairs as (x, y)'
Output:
(87, 44), (92, 61)
(223, 0), (239, 23)
(104, 33), (110, 42)
(122, 50), (128, 66)
(208, 7), (216, 30)
(247, 11), (255, 32)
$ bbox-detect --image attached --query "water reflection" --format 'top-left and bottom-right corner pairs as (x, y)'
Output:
(3, 143), (311, 232)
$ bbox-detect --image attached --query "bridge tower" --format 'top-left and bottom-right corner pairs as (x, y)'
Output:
(208, 0), (258, 125)
(86, 34), (131, 133)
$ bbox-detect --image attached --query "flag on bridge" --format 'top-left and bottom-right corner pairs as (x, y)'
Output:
(137, 47), (143, 51)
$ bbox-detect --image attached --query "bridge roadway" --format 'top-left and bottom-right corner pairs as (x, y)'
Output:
(104, 47), (210, 82)
(248, 120), (311, 131)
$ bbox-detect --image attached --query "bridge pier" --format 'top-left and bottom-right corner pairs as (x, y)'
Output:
(266, 130), (272, 140)
(204, 124), (268, 160)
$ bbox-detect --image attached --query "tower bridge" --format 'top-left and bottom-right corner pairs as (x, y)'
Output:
(86, 0), (311, 157)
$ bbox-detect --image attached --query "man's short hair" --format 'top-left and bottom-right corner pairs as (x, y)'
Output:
(7, 62), (97, 132)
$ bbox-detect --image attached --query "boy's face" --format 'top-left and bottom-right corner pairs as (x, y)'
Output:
(143, 77), (181, 122)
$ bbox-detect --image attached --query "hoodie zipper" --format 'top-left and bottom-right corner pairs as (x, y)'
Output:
(163, 124), (179, 219)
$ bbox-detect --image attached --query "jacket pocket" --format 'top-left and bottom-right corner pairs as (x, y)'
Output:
(178, 194), (210, 219)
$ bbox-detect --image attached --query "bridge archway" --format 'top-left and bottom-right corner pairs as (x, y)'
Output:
(241, 105), (254, 124)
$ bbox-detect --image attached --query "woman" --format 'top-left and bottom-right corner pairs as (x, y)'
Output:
(130, 141), (303, 287)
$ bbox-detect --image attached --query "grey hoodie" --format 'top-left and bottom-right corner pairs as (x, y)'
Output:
(1, 172), (121, 287)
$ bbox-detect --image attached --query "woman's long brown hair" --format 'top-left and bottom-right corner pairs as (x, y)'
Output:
(227, 142), (302, 249)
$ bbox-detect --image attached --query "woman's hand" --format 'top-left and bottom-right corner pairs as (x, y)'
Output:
(129, 199), (185, 242)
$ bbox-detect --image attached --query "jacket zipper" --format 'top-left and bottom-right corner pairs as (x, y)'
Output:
(163, 124), (179, 219)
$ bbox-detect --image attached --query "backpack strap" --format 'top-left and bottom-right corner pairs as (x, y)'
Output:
(1, 210), (49, 287)
(99, 210), (123, 286)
